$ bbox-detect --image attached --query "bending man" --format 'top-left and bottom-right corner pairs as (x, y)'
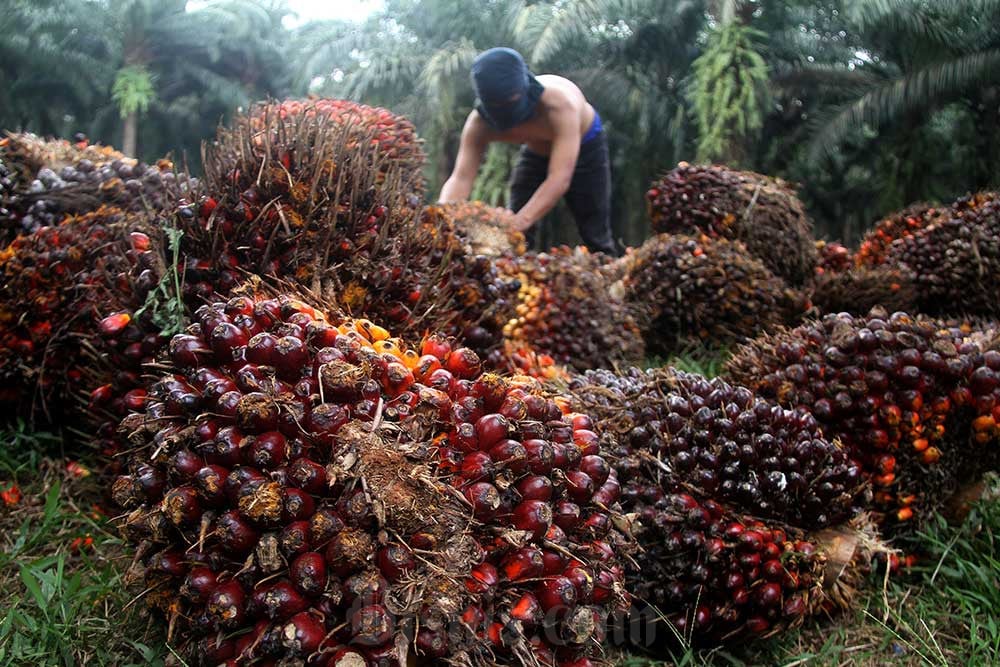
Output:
(438, 47), (621, 256)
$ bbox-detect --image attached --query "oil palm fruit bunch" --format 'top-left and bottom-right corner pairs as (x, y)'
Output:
(112, 291), (629, 666)
(0, 133), (196, 242)
(855, 202), (945, 268)
(0, 205), (169, 424)
(619, 235), (807, 356)
(567, 368), (868, 530)
(564, 367), (880, 646)
(726, 309), (1000, 534)
(627, 491), (880, 647)
(810, 266), (918, 317)
(883, 192), (1000, 316)
(498, 247), (644, 373)
(188, 101), (517, 363)
(427, 201), (527, 256)
(645, 163), (818, 286)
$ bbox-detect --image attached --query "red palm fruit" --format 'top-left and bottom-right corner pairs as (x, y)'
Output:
(489, 439), (528, 474)
(290, 552), (327, 596)
(511, 592), (543, 625)
(512, 499), (553, 539)
(253, 580), (309, 620)
(464, 482), (500, 521)
(376, 544), (415, 581)
(216, 510), (261, 553)
(474, 414), (509, 449)
(565, 471), (595, 503)
(207, 580), (247, 629)
(501, 547), (544, 582)
(162, 486), (201, 526)
(553, 501), (582, 530)
(181, 566), (218, 603)
(350, 605), (394, 646)
(537, 576), (577, 613)
(517, 475), (553, 501)
(465, 562), (500, 597)
(577, 455), (610, 487)
(415, 628), (449, 658)
(193, 465), (229, 504)
(282, 611), (326, 655)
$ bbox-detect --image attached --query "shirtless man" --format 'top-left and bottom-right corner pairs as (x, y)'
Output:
(438, 47), (621, 256)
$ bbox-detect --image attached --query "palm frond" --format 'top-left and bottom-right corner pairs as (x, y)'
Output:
(810, 47), (1000, 157)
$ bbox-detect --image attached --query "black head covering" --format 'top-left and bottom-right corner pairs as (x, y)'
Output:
(471, 47), (544, 131)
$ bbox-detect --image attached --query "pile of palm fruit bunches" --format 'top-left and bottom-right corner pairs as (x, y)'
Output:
(2, 98), (1000, 665)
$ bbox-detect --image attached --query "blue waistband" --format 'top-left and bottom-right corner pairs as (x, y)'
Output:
(582, 110), (603, 145)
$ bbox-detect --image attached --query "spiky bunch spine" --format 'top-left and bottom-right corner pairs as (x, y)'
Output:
(187, 102), (518, 363)
(645, 163), (818, 285)
(563, 367), (879, 646)
(726, 310), (1000, 534)
(884, 192), (1000, 316)
(498, 247), (644, 373)
(855, 202), (945, 268)
(256, 99), (427, 196)
(113, 291), (629, 666)
(428, 201), (526, 256)
(0, 133), (197, 242)
(619, 235), (807, 356)
(0, 205), (168, 423)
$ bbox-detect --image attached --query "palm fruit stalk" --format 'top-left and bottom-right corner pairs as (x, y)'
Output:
(618, 235), (807, 357)
(884, 192), (1000, 316)
(645, 163), (818, 286)
(184, 100), (518, 363)
(112, 290), (629, 666)
(563, 368), (881, 647)
(726, 309), (1000, 535)
(855, 202), (945, 268)
(498, 247), (644, 374)
(427, 201), (527, 256)
(0, 204), (176, 425)
(0, 133), (197, 242)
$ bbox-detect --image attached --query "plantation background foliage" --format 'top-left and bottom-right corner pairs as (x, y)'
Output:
(3, 0), (1000, 247)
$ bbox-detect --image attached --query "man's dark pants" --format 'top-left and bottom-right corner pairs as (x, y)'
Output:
(508, 130), (621, 256)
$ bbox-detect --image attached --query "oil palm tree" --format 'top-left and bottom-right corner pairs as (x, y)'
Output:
(94, 0), (292, 160)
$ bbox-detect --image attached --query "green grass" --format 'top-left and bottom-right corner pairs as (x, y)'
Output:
(645, 346), (730, 378)
(1, 423), (999, 666)
(0, 423), (168, 666)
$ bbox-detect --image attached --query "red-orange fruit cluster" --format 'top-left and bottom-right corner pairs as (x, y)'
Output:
(113, 292), (629, 666)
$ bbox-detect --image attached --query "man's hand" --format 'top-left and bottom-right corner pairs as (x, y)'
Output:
(439, 112), (489, 203)
(509, 212), (535, 233)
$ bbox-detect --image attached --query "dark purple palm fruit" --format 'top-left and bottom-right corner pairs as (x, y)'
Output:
(567, 367), (869, 530)
(112, 291), (630, 666)
(726, 308), (1000, 535)
(645, 163), (818, 286)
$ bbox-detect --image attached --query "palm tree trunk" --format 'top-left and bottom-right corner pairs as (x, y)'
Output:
(123, 111), (138, 157)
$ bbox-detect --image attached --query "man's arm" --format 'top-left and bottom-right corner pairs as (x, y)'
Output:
(510, 107), (580, 232)
(439, 112), (489, 203)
